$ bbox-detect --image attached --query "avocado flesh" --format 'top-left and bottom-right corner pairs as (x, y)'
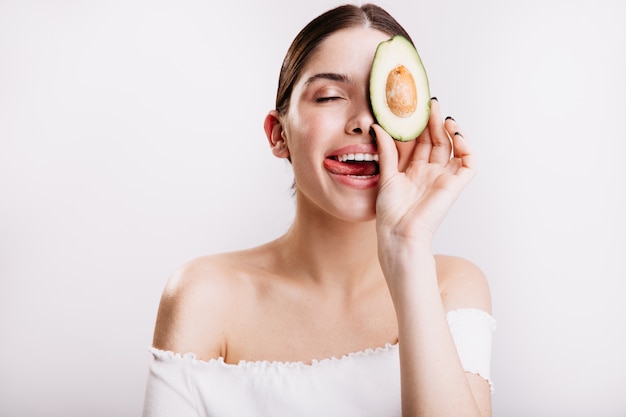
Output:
(370, 35), (431, 142)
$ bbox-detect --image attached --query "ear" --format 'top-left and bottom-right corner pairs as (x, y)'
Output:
(264, 110), (290, 159)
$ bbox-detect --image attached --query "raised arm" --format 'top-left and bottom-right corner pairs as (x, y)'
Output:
(374, 99), (493, 417)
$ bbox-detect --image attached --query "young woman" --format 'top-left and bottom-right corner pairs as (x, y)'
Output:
(143, 4), (495, 417)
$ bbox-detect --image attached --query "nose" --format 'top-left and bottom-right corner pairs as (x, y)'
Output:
(346, 100), (375, 138)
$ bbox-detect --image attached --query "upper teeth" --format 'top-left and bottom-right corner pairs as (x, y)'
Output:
(337, 153), (379, 162)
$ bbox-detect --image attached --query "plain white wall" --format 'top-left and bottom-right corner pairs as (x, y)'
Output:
(1, 0), (624, 416)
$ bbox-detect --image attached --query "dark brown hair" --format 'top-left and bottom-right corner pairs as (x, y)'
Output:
(275, 3), (413, 115)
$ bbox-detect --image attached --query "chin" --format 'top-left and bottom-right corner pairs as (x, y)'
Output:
(333, 201), (377, 224)
(295, 187), (377, 224)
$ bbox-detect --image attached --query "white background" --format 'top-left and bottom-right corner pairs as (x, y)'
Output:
(1, 0), (625, 416)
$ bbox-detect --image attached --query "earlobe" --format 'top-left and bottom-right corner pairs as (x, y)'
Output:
(264, 111), (290, 159)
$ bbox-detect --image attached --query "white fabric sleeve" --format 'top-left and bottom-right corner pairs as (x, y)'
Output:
(142, 349), (199, 417)
(445, 308), (496, 391)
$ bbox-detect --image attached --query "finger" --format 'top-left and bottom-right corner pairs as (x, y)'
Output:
(410, 97), (438, 163)
(412, 121), (433, 163)
(395, 139), (418, 173)
(427, 98), (452, 165)
(372, 124), (399, 180)
(444, 117), (475, 173)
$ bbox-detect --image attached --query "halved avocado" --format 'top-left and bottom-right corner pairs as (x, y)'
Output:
(370, 35), (430, 142)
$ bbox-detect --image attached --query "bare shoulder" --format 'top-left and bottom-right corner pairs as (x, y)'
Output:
(435, 255), (492, 314)
(151, 251), (252, 360)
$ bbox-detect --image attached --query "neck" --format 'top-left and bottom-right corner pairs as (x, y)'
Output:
(275, 194), (382, 292)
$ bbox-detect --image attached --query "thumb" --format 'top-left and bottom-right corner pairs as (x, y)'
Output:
(372, 124), (399, 180)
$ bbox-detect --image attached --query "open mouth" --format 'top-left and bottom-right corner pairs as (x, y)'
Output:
(323, 152), (380, 177)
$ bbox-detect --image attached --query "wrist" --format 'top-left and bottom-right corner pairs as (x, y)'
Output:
(375, 222), (440, 287)
(377, 233), (436, 285)
(376, 226), (434, 253)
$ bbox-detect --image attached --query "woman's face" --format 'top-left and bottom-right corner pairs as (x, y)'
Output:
(280, 27), (415, 223)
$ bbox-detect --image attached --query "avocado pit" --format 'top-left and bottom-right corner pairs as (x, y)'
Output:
(385, 65), (417, 117)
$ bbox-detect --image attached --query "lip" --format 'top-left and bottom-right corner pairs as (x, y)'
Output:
(324, 143), (380, 190)
(328, 171), (379, 189)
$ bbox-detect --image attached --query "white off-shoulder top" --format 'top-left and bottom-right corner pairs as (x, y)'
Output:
(143, 308), (496, 417)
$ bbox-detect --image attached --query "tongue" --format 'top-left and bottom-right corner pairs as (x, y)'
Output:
(323, 158), (379, 176)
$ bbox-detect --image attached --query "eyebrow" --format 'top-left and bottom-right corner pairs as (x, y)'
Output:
(303, 72), (354, 86)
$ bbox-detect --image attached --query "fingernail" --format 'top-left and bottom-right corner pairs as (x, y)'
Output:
(454, 131), (463, 138)
(431, 96), (438, 101)
(369, 126), (376, 139)
(445, 116), (455, 122)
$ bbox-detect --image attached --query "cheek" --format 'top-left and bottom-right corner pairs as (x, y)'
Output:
(284, 125), (316, 167)
(287, 112), (331, 153)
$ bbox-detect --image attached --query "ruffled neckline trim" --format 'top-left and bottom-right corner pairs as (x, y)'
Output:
(149, 342), (399, 370)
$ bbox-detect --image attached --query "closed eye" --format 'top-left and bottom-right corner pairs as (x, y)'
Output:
(315, 96), (343, 103)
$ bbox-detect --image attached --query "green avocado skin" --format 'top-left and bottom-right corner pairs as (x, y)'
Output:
(369, 35), (431, 142)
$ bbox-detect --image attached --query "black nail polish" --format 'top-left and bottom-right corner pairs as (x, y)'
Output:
(431, 96), (438, 101)
(454, 131), (463, 138)
(445, 116), (455, 122)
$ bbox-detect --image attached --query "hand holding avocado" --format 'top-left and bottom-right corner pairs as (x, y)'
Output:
(373, 98), (475, 246)
(370, 36), (473, 244)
